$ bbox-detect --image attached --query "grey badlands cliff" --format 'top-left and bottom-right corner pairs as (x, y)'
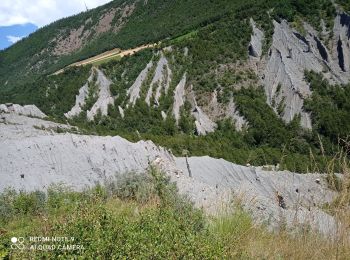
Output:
(60, 12), (350, 133)
(0, 110), (338, 235)
(0, 103), (46, 118)
(250, 13), (350, 129)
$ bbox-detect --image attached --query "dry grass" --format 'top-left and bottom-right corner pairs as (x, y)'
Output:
(210, 142), (350, 259)
(255, 149), (350, 259)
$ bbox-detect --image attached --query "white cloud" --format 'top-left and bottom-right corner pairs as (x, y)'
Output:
(6, 35), (24, 43)
(0, 0), (112, 27)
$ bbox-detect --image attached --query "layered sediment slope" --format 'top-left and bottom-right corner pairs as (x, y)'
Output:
(0, 111), (338, 235)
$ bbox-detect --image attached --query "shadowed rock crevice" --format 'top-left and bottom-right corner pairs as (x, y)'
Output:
(293, 32), (309, 46)
(340, 13), (350, 39)
(337, 38), (345, 71)
(314, 36), (328, 61)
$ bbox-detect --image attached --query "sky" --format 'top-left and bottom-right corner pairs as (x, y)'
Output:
(0, 0), (112, 50)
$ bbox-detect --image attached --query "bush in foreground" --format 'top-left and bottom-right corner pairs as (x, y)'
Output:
(0, 167), (349, 259)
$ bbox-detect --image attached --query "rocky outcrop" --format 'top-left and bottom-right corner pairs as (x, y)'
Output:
(0, 103), (46, 118)
(145, 54), (172, 106)
(118, 106), (125, 118)
(127, 60), (153, 105)
(87, 69), (115, 121)
(259, 18), (350, 129)
(64, 68), (115, 121)
(172, 73), (187, 123)
(192, 106), (217, 135)
(249, 18), (264, 59)
(186, 85), (217, 135)
(226, 99), (247, 131)
(0, 104), (8, 113)
(64, 71), (94, 119)
(161, 111), (167, 120)
(333, 13), (350, 73)
(0, 113), (173, 191)
(173, 156), (337, 235)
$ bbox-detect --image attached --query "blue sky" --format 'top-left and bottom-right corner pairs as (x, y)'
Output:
(0, 23), (38, 50)
(0, 0), (112, 50)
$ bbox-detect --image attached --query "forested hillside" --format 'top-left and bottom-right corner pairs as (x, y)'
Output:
(1, 0), (350, 173)
(0, 0), (337, 91)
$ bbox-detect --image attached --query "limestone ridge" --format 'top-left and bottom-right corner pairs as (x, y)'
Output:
(250, 12), (350, 129)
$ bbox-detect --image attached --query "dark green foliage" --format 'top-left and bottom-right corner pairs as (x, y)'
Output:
(183, 15), (251, 92)
(336, 0), (350, 13)
(234, 87), (292, 148)
(272, 0), (335, 30)
(0, 170), (225, 259)
(0, 66), (91, 118)
(0, 0), (238, 90)
(304, 71), (350, 146)
(0, 0), (345, 174)
(101, 49), (153, 99)
(0, 189), (46, 223)
(179, 101), (196, 135)
(0, 0), (337, 94)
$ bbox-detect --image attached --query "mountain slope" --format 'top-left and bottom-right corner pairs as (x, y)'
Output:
(1, 0), (350, 173)
(0, 0), (241, 89)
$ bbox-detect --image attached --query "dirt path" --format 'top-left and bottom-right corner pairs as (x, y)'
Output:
(53, 43), (156, 75)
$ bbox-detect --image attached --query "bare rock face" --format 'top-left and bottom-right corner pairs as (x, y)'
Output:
(87, 68), (115, 121)
(0, 113), (340, 236)
(226, 99), (247, 131)
(161, 111), (167, 120)
(185, 85), (217, 135)
(258, 17), (350, 129)
(173, 156), (337, 236)
(192, 106), (217, 135)
(0, 103), (46, 118)
(145, 53), (172, 106)
(127, 60), (153, 105)
(249, 18), (265, 59)
(172, 73), (187, 123)
(65, 71), (94, 119)
(0, 113), (173, 192)
(118, 106), (125, 118)
(0, 104), (8, 113)
(333, 13), (350, 74)
(64, 68), (115, 121)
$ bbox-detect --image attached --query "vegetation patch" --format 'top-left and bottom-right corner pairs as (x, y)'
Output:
(1, 167), (349, 259)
